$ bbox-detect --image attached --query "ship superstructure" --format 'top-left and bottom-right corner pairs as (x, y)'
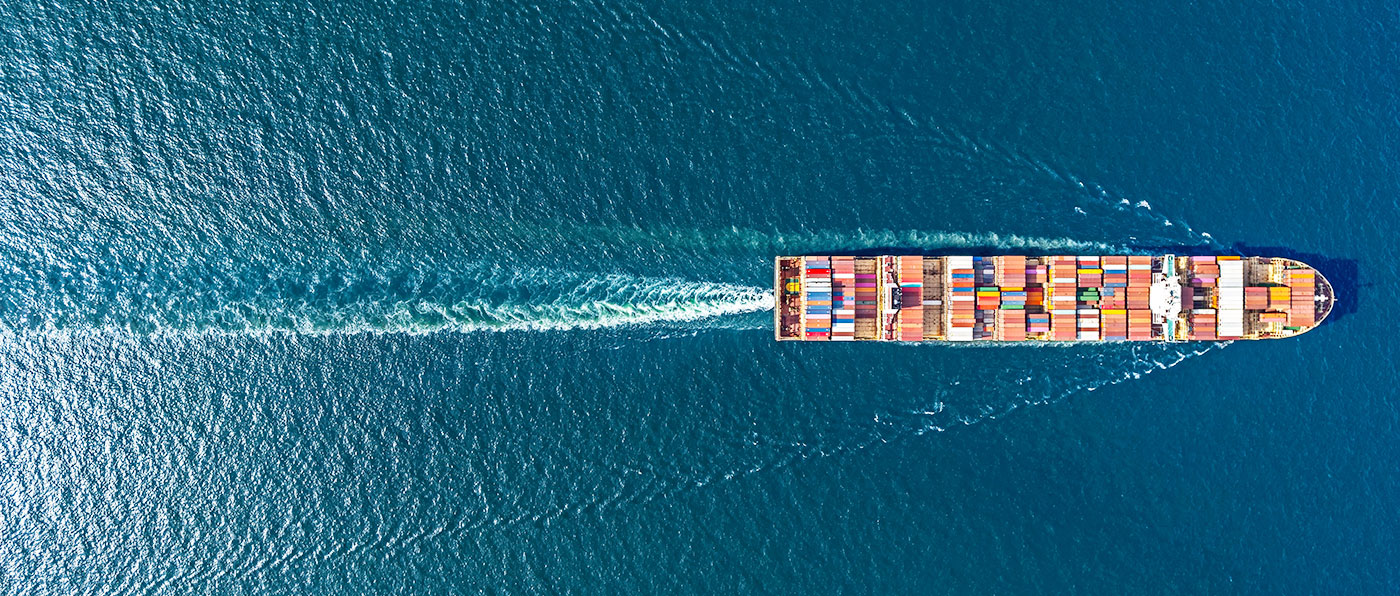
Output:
(774, 255), (1332, 341)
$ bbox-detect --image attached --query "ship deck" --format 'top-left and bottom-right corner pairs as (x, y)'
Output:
(775, 254), (1332, 342)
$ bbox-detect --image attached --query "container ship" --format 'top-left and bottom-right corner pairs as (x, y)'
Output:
(774, 255), (1333, 342)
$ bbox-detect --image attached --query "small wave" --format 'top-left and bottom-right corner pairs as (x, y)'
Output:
(568, 339), (1234, 521)
(867, 118), (1219, 248)
(586, 226), (1129, 257)
(768, 228), (1125, 253)
(510, 224), (1127, 256)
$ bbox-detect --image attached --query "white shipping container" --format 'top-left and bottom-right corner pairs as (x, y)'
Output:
(947, 256), (974, 268)
(947, 328), (974, 341)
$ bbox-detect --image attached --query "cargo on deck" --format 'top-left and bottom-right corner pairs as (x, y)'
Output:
(775, 254), (1332, 342)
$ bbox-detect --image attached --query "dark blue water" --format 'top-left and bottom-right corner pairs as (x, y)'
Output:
(2, 0), (1396, 593)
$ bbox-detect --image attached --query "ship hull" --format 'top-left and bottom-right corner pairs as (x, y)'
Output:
(774, 255), (1332, 342)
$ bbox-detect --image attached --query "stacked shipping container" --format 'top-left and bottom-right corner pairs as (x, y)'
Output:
(1128, 256), (1152, 311)
(831, 257), (856, 340)
(974, 257), (998, 339)
(1097, 258), (1125, 310)
(1218, 257), (1245, 338)
(1076, 256), (1102, 340)
(997, 309), (1027, 341)
(1288, 268), (1316, 326)
(1026, 261), (1049, 287)
(1050, 257), (1078, 340)
(921, 258), (945, 338)
(854, 258), (879, 339)
(1027, 312), (1051, 336)
(1128, 309), (1153, 340)
(998, 256), (1027, 287)
(1191, 310), (1218, 340)
(947, 256), (975, 341)
(1127, 256), (1153, 341)
(898, 256), (924, 341)
(1245, 286), (1269, 310)
(991, 256), (1024, 341)
(1101, 309), (1128, 340)
(1187, 257), (1219, 339)
(804, 257), (831, 339)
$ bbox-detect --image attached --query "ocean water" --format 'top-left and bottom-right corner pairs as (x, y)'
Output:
(1, 0), (1396, 593)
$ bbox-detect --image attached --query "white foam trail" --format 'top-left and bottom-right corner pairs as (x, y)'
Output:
(0, 268), (773, 337)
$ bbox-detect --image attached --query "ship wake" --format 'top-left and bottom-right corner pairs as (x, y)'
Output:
(0, 264), (773, 336)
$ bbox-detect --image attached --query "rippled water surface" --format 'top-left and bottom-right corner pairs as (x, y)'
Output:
(1, 0), (1396, 593)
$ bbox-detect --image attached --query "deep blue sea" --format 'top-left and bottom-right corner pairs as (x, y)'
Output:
(1, 0), (1397, 593)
